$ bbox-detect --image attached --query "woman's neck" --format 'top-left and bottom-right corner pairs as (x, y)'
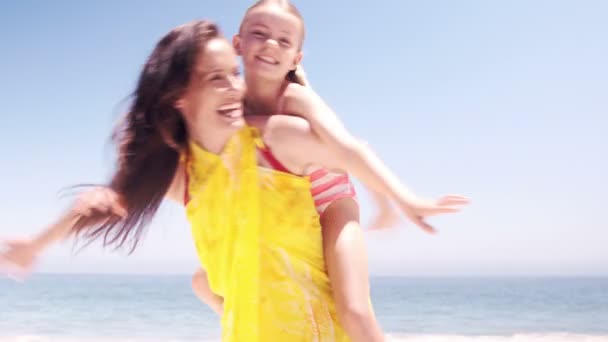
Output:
(188, 125), (233, 155)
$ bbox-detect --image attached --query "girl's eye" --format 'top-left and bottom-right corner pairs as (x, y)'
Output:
(210, 74), (223, 81)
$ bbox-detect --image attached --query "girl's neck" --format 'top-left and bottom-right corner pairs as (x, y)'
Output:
(244, 72), (286, 116)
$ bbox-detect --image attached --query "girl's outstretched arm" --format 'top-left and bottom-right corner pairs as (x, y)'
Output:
(264, 112), (469, 233)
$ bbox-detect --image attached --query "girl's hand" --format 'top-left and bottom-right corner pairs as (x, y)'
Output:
(400, 195), (470, 233)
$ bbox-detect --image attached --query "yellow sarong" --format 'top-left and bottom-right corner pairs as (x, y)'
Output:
(184, 126), (349, 341)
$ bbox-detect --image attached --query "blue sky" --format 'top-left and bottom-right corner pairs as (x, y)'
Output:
(1, 0), (606, 276)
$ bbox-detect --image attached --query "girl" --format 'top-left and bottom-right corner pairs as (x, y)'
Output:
(189, 1), (469, 341)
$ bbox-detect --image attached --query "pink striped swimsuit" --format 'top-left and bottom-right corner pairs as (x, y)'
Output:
(258, 145), (357, 215)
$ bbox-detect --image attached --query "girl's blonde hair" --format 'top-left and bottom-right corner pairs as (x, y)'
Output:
(287, 64), (309, 86)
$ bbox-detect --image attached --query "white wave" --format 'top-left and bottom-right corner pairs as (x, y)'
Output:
(0, 337), (216, 342)
(386, 333), (608, 342)
(2, 334), (607, 342)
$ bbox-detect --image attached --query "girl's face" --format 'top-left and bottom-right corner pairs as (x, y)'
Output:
(234, 4), (304, 81)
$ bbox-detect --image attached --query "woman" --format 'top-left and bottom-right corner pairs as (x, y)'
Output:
(1, 17), (467, 341)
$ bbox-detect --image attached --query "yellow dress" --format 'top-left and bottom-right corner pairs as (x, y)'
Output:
(184, 126), (350, 341)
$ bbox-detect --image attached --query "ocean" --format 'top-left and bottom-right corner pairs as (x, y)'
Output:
(1, 274), (607, 341)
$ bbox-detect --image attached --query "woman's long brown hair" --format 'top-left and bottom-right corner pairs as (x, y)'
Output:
(72, 20), (221, 253)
